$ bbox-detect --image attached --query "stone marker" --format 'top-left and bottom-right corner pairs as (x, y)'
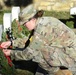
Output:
(3, 13), (12, 32)
(70, 7), (76, 15)
(11, 6), (20, 21)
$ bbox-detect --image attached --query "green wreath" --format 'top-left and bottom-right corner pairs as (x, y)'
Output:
(0, 19), (30, 75)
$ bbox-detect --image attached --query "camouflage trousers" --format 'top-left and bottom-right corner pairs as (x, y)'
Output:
(72, 72), (76, 75)
(69, 65), (76, 75)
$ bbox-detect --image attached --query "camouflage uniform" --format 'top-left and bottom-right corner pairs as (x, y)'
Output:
(11, 17), (76, 75)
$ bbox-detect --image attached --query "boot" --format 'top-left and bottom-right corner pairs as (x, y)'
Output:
(55, 69), (73, 75)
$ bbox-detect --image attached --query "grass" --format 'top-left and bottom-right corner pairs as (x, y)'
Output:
(44, 11), (74, 19)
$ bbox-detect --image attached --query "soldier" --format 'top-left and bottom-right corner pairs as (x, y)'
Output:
(1, 4), (76, 75)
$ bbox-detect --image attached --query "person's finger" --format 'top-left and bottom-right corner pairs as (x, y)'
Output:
(1, 43), (9, 48)
(1, 43), (6, 48)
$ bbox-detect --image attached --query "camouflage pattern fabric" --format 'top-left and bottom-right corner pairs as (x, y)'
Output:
(13, 36), (28, 48)
(11, 17), (76, 75)
(19, 4), (36, 25)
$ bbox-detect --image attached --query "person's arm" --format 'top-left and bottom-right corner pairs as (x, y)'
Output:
(12, 20), (29, 48)
(1, 36), (28, 49)
(12, 37), (28, 48)
(3, 47), (34, 61)
(11, 47), (34, 60)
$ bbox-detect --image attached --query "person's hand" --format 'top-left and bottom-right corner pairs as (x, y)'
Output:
(1, 41), (11, 48)
(2, 49), (11, 56)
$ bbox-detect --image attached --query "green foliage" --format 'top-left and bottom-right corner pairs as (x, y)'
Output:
(0, 50), (16, 75)
(66, 21), (74, 29)
(1, 31), (7, 42)
(0, 29), (16, 75)
(0, 19), (31, 75)
(11, 19), (30, 39)
(0, 10), (16, 75)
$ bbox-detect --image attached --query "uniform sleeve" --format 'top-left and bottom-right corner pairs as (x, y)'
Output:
(12, 36), (28, 48)
(10, 47), (34, 60)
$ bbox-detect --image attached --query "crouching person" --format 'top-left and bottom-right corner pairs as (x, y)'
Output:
(1, 4), (75, 75)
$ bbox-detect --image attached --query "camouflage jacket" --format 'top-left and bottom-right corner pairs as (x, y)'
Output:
(11, 17), (76, 74)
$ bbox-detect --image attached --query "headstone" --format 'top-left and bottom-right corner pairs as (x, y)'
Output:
(3, 13), (12, 32)
(11, 6), (20, 21)
(0, 25), (3, 41)
(70, 7), (76, 15)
